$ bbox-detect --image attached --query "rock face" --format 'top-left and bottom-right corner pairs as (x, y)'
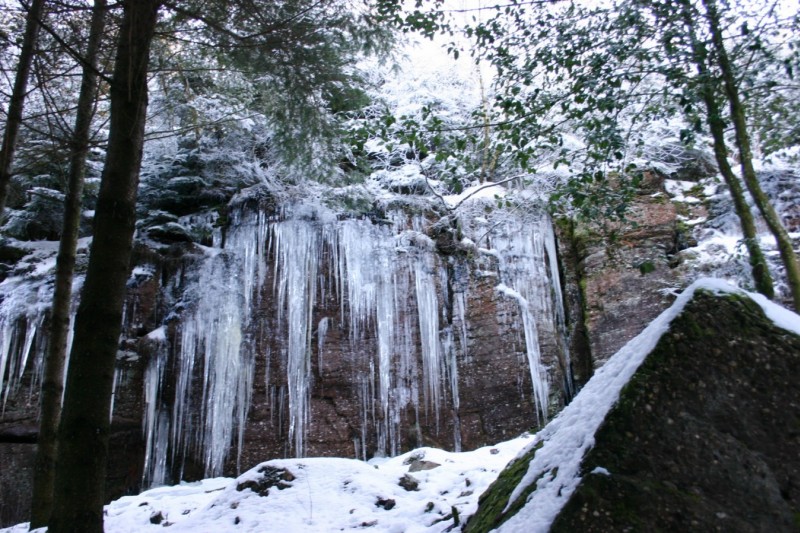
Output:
(5, 156), (783, 526)
(574, 176), (689, 368)
(1, 168), (701, 528)
(0, 191), (583, 526)
(137, 198), (577, 482)
(467, 291), (800, 532)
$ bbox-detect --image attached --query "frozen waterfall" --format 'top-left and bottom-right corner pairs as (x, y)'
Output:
(0, 253), (79, 415)
(138, 202), (566, 481)
(0, 199), (569, 489)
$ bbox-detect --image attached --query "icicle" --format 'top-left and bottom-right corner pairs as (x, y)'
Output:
(16, 315), (39, 382)
(413, 252), (442, 427)
(336, 220), (379, 339)
(171, 318), (197, 470)
(317, 317), (329, 372)
(0, 320), (11, 409)
(374, 244), (397, 456)
(358, 376), (369, 460)
(488, 214), (554, 425)
(142, 337), (169, 487)
(441, 325), (462, 451)
(142, 348), (159, 484)
(62, 311), (76, 403)
(325, 215), (406, 457)
(147, 200), (567, 471)
(150, 412), (170, 487)
(543, 219), (574, 397)
(454, 291), (469, 360)
(0, 273), (53, 414)
(441, 261), (463, 451)
(165, 208), (265, 478)
(277, 384), (286, 439)
(520, 296), (549, 426)
(368, 358), (378, 453)
(109, 366), (121, 423)
(272, 219), (320, 457)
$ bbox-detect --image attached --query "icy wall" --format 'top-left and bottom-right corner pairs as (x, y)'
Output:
(0, 190), (573, 492)
(136, 194), (572, 483)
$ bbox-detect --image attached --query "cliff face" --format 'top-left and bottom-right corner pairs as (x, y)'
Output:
(0, 189), (581, 526)
(466, 290), (800, 533)
(1, 160), (794, 527)
(572, 167), (712, 368)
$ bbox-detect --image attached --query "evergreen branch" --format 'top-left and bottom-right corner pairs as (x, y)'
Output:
(443, 0), (565, 13)
(143, 110), (260, 142)
(17, 0), (114, 85)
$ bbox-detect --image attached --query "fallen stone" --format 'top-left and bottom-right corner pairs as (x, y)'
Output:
(408, 459), (441, 472)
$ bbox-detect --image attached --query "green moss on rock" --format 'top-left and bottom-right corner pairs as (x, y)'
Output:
(463, 441), (543, 533)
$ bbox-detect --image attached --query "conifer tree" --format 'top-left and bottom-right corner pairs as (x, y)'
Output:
(46, 1), (394, 529)
(0, 0), (46, 220)
(30, 0), (108, 527)
(49, 1), (161, 530)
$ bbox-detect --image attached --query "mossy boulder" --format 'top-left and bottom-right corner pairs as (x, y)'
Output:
(468, 290), (800, 532)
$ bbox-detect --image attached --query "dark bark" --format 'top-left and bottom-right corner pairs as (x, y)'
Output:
(30, 0), (109, 528)
(678, 0), (774, 299)
(0, 0), (46, 220)
(702, 0), (800, 310)
(48, 1), (160, 532)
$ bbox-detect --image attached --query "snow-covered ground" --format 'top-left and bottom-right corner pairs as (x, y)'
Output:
(4, 436), (532, 533)
(5, 279), (797, 533)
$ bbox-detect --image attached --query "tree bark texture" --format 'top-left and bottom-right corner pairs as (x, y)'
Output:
(702, 0), (800, 310)
(30, 0), (109, 528)
(48, 1), (160, 532)
(678, 0), (774, 299)
(0, 0), (46, 220)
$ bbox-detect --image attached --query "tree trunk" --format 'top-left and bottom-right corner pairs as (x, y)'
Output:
(705, 111), (774, 297)
(48, 1), (160, 532)
(702, 0), (800, 310)
(678, 0), (774, 299)
(0, 0), (46, 220)
(30, 0), (108, 528)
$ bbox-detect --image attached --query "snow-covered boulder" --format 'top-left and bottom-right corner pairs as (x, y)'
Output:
(466, 280), (800, 532)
